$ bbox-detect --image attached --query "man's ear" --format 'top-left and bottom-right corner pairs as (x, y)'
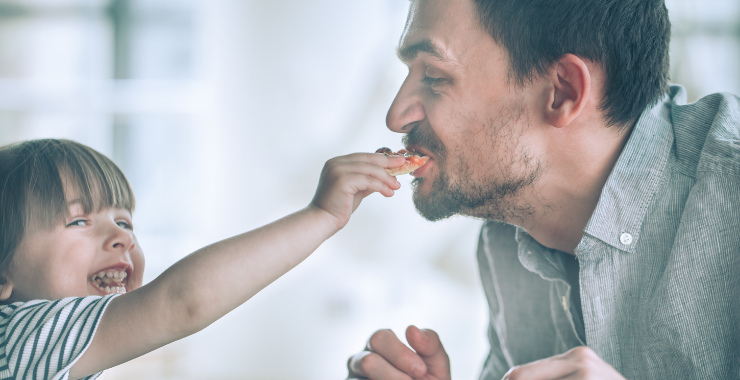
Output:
(544, 54), (591, 128)
(0, 280), (13, 301)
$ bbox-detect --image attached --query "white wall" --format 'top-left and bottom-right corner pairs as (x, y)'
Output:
(0, 0), (738, 378)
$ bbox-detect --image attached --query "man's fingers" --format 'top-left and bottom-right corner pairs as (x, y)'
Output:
(347, 351), (416, 380)
(365, 329), (427, 378)
(502, 357), (575, 380)
(406, 326), (451, 377)
(503, 347), (621, 380)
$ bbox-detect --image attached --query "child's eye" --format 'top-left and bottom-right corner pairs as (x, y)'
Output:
(117, 221), (133, 230)
(67, 219), (89, 227)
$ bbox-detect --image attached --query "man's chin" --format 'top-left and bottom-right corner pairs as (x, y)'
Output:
(411, 177), (461, 222)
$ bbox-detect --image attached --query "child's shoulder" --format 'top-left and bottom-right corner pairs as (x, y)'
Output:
(2, 297), (87, 319)
(2, 295), (117, 324)
(0, 295), (119, 380)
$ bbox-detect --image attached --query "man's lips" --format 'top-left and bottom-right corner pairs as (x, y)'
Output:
(404, 145), (432, 158)
(405, 145), (434, 177)
(411, 158), (432, 177)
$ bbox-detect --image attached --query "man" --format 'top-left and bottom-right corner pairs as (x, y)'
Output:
(346, 0), (740, 379)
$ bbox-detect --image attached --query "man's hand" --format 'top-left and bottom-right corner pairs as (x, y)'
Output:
(503, 346), (625, 380)
(347, 326), (451, 380)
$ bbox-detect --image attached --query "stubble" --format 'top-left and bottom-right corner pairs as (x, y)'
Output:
(405, 101), (543, 224)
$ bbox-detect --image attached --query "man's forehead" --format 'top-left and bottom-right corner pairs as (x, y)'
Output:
(397, 39), (455, 64)
(398, 0), (479, 64)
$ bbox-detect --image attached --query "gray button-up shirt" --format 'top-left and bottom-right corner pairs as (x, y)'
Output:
(477, 85), (740, 380)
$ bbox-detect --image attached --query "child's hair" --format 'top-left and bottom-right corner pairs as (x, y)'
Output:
(0, 139), (135, 285)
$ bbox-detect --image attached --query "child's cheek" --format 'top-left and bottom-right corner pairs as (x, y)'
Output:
(129, 237), (146, 290)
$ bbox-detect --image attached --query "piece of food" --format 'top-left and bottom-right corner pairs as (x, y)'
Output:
(376, 147), (430, 176)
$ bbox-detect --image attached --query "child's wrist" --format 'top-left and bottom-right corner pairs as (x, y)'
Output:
(303, 203), (345, 235)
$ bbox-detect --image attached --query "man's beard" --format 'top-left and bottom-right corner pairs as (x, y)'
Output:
(403, 115), (542, 223)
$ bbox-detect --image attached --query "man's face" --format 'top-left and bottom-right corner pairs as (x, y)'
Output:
(388, 0), (543, 222)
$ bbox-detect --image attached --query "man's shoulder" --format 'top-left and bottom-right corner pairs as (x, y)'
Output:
(669, 87), (740, 177)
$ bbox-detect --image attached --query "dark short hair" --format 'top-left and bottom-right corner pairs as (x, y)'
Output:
(472, 0), (671, 127)
(0, 139), (135, 283)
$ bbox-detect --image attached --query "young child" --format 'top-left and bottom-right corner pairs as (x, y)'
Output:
(0, 138), (405, 380)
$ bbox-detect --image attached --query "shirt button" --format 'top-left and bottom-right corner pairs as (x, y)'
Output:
(620, 232), (633, 245)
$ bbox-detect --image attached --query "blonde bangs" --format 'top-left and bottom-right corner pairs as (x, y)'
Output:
(11, 139), (135, 231)
(57, 140), (136, 216)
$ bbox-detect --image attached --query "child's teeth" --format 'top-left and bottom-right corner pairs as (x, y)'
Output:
(91, 270), (129, 294)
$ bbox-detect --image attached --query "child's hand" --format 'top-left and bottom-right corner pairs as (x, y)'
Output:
(311, 153), (406, 229)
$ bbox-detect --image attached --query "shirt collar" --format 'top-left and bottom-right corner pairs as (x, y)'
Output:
(515, 226), (567, 281)
(577, 86), (684, 254)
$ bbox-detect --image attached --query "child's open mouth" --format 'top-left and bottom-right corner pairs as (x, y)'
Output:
(90, 270), (128, 294)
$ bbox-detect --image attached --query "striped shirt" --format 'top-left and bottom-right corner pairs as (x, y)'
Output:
(0, 295), (118, 380)
(477, 85), (740, 379)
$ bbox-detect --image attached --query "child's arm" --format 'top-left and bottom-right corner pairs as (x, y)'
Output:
(69, 153), (406, 379)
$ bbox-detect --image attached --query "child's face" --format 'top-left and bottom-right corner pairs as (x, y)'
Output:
(4, 191), (145, 302)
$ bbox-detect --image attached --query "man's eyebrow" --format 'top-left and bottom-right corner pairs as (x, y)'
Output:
(397, 39), (453, 64)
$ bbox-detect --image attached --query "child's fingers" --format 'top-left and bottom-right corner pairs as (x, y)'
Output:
(334, 152), (407, 169)
(329, 160), (401, 191)
(369, 153), (407, 169)
(345, 173), (396, 198)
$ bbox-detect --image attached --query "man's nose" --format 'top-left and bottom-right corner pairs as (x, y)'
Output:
(104, 224), (135, 253)
(386, 74), (426, 133)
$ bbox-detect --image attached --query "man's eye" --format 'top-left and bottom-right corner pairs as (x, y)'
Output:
(117, 221), (133, 230)
(422, 76), (445, 88)
(67, 219), (88, 227)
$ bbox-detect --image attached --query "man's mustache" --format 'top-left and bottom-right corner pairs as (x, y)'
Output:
(402, 125), (446, 160)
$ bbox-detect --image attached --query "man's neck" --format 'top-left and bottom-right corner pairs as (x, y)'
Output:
(518, 120), (634, 254)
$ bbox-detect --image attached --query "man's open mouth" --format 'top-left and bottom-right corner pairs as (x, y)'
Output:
(90, 270), (128, 294)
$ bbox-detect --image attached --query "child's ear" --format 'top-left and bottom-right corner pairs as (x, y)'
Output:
(0, 281), (13, 301)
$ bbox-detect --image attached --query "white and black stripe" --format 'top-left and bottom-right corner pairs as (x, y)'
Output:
(0, 295), (117, 380)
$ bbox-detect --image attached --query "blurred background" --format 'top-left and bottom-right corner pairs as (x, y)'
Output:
(0, 0), (738, 379)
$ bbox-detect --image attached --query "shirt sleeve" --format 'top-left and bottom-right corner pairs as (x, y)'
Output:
(0, 295), (119, 380)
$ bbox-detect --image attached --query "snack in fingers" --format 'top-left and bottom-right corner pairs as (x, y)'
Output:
(376, 147), (430, 176)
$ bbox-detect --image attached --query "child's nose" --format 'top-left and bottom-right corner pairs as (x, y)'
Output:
(105, 225), (135, 253)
